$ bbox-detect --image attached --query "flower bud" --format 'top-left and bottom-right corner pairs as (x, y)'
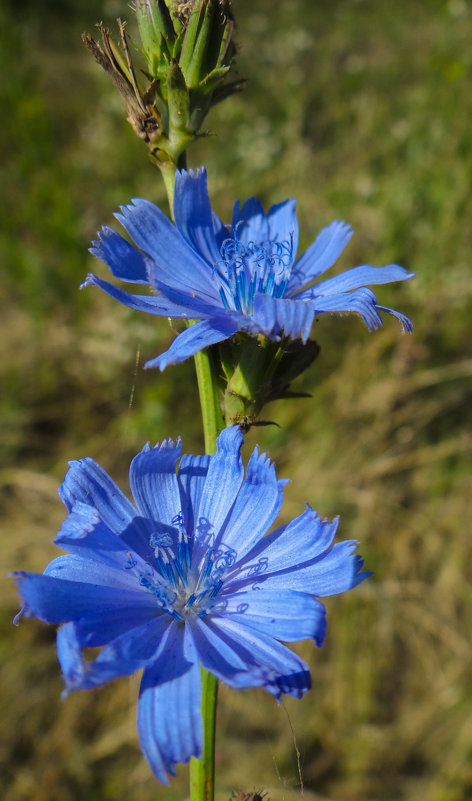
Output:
(83, 1), (241, 170)
(220, 334), (321, 427)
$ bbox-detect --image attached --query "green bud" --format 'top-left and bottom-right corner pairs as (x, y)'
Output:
(83, 1), (241, 176)
(219, 335), (320, 427)
(134, 0), (176, 75)
(180, 0), (214, 87)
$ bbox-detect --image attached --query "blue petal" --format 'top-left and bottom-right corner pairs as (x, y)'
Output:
(152, 279), (224, 317)
(193, 426), (244, 550)
(82, 273), (190, 317)
(145, 317), (239, 370)
(115, 197), (219, 298)
(13, 571), (155, 624)
(56, 622), (84, 694)
(253, 294), (316, 341)
(267, 198), (299, 259)
(304, 287), (384, 330)
(214, 589), (326, 646)
(213, 617), (312, 698)
(308, 263), (415, 296)
(89, 226), (148, 283)
(59, 457), (135, 521)
(173, 168), (221, 265)
(54, 502), (134, 559)
(376, 304), (414, 333)
(249, 541), (369, 596)
(73, 604), (161, 647)
(232, 508), (340, 584)
(287, 220), (353, 294)
(232, 197), (269, 245)
(191, 617), (312, 699)
(211, 210), (230, 252)
(138, 623), (201, 783)
(177, 454), (211, 536)
(214, 447), (286, 560)
(187, 616), (253, 680)
(129, 439), (182, 523)
(44, 554), (139, 591)
(51, 503), (157, 586)
(232, 197), (298, 256)
(57, 615), (170, 691)
(58, 459), (155, 559)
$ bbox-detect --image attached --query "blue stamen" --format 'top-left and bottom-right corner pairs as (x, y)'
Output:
(214, 231), (295, 314)
(203, 554), (214, 580)
(172, 557), (186, 585)
(265, 271), (275, 296)
(178, 539), (191, 574)
(210, 579), (223, 597)
(219, 287), (231, 310)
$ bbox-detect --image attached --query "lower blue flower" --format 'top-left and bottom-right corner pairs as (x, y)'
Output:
(13, 427), (368, 783)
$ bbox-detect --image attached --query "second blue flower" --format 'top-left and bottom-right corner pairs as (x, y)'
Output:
(85, 167), (414, 369)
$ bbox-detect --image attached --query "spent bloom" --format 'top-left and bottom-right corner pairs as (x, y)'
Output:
(84, 167), (414, 370)
(13, 427), (367, 782)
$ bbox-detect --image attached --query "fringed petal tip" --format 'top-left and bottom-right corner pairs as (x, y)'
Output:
(79, 273), (95, 290)
(12, 607), (25, 626)
(376, 305), (414, 333)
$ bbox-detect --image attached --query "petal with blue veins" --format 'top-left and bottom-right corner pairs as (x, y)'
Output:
(213, 589), (327, 645)
(308, 263), (415, 296)
(145, 317), (240, 371)
(13, 571), (156, 624)
(82, 273), (190, 317)
(138, 623), (201, 782)
(115, 197), (216, 296)
(287, 220), (353, 293)
(174, 168), (222, 265)
(129, 439), (182, 523)
(214, 447), (286, 559)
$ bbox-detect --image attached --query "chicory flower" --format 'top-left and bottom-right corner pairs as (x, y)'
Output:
(84, 168), (414, 370)
(13, 427), (368, 782)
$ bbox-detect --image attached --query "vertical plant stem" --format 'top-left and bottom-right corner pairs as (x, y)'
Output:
(190, 346), (223, 801)
(159, 152), (222, 801)
(194, 346), (225, 454)
(190, 669), (219, 801)
(159, 153), (188, 215)
(159, 160), (177, 214)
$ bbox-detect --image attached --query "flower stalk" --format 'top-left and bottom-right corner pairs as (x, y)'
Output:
(194, 346), (225, 454)
(190, 669), (218, 801)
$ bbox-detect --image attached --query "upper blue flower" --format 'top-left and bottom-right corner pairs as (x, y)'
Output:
(13, 427), (368, 783)
(84, 168), (414, 370)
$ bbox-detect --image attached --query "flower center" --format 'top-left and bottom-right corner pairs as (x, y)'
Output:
(133, 522), (237, 622)
(213, 231), (294, 314)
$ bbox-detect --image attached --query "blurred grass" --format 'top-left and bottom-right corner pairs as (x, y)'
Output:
(1, 0), (471, 799)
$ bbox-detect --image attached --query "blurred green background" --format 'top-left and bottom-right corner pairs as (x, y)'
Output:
(1, 0), (471, 799)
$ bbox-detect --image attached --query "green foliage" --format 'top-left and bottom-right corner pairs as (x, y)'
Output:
(1, 1), (471, 800)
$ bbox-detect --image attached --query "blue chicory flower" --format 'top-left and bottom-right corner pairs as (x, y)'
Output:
(84, 167), (414, 370)
(13, 426), (368, 782)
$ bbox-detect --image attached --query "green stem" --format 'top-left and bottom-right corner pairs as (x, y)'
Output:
(190, 346), (223, 801)
(193, 346), (225, 454)
(158, 152), (187, 214)
(190, 670), (219, 801)
(159, 160), (177, 212)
